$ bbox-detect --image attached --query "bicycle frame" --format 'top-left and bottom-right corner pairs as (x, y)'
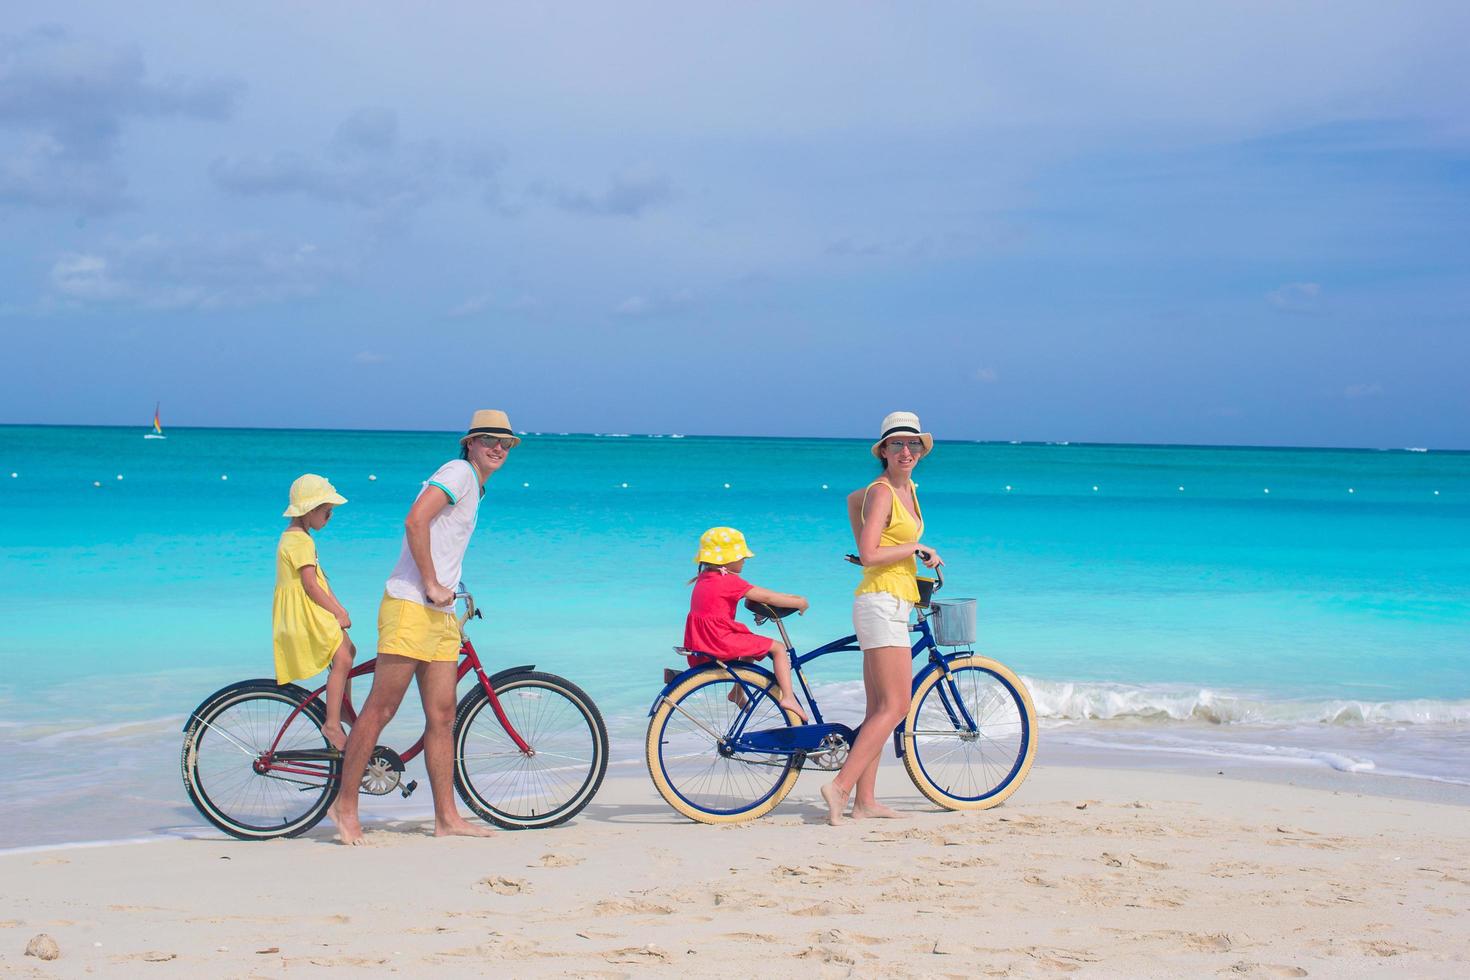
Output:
(649, 607), (982, 761)
(255, 636), (535, 782)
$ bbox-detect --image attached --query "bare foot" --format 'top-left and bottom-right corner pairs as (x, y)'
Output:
(820, 781), (850, 826)
(727, 686), (749, 709)
(322, 722), (347, 751)
(435, 816), (497, 839)
(327, 802), (365, 845)
(777, 697), (808, 723)
(851, 801), (902, 819)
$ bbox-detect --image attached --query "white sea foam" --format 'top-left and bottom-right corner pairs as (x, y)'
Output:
(1022, 678), (1470, 727)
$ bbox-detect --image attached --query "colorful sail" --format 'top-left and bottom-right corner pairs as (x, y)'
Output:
(153, 403), (163, 435)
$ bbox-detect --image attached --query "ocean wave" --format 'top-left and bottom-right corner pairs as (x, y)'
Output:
(1022, 678), (1470, 727)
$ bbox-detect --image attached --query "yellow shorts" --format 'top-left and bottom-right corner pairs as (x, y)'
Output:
(377, 594), (462, 663)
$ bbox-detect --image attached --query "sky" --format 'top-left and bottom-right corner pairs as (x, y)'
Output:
(2, 2), (1467, 448)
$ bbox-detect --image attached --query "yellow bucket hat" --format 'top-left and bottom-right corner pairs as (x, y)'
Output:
(283, 474), (347, 517)
(694, 526), (755, 565)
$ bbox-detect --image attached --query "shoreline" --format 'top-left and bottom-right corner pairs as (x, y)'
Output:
(4, 735), (1470, 856)
(4, 763), (1468, 977)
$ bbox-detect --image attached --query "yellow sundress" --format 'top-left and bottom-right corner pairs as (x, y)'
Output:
(272, 530), (344, 684)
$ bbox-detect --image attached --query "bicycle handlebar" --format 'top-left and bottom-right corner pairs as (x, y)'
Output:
(453, 589), (479, 627)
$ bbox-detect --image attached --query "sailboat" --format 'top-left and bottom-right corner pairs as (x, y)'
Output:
(144, 403), (166, 440)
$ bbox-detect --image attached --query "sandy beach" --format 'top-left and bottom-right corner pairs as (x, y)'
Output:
(3, 762), (1466, 978)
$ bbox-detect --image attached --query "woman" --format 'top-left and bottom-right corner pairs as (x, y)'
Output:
(821, 411), (942, 825)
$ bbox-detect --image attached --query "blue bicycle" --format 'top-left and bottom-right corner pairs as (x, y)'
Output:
(645, 562), (1038, 823)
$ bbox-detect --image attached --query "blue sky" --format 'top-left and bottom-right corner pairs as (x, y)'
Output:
(3, 2), (1467, 447)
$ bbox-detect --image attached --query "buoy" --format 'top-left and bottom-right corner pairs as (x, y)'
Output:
(1092, 485), (1099, 492)
(93, 480), (101, 487)
(1178, 486), (1184, 491)
(522, 482), (529, 488)
(1263, 488), (1270, 494)
(1348, 488), (1355, 494)
(1434, 490), (1440, 496)
(723, 483), (731, 489)
(221, 475), (229, 481)
(821, 484), (828, 490)
(1005, 485), (1012, 492)
(621, 482), (628, 488)
(368, 474), (377, 481)
(9, 472), (15, 478)
(116, 474), (123, 481)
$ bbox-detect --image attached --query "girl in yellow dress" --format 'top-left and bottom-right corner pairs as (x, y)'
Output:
(274, 474), (356, 750)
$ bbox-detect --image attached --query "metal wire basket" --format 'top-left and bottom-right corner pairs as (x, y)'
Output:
(930, 598), (976, 646)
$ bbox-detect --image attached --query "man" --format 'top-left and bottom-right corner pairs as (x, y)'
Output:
(328, 410), (518, 844)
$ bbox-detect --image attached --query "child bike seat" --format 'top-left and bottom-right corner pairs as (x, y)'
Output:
(744, 598), (799, 623)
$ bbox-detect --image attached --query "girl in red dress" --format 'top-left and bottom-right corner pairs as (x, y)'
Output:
(684, 527), (808, 721)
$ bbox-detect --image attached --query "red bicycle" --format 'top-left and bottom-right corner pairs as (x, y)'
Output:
(180, 590), (608, 840)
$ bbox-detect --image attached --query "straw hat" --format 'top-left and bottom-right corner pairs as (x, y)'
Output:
(871, 411), (933, 460)
(283, 474), (347, 517)
(694, 526), (756, 565)
(460, 409), (521, 447)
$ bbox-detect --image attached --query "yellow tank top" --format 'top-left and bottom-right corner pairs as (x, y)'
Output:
(854, 479), (923, 603)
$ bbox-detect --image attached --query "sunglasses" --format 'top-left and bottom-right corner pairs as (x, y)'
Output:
(884, 439), (925, 454)
(476, 436), (516, 450)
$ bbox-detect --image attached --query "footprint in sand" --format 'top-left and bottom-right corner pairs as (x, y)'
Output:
(1221, 961), (1307, 977)
(1023, 872), (1058, 888)
(816, 928), (883, 946)
(604, 944), (669, 963)
(592, 898), (674, 916)
(532, 853), (584, 868)
(477, 876), (530, 895)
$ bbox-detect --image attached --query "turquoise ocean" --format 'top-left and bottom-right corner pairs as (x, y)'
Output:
(2, 425), (1467, 849)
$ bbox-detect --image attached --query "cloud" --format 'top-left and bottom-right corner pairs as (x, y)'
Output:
(212, 107), (499, 220)
(446, 294), (492, 318)
(0, 27), (239, 214)
(613, 288), (693, 318)
(534, 170), (672, 217)
(44, 233), (346, 311)
(352, 350), (388, 364)
(1343, 382), (1383, 399)
(1266, 281), (1323, 313)
(975, 366), (999, 383)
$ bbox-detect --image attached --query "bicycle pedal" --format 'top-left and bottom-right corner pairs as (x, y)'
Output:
(400, 779), (419, 799)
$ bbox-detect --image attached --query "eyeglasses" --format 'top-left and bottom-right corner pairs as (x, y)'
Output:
(477, 436), (516, 450)
(884, 439), (924, 454)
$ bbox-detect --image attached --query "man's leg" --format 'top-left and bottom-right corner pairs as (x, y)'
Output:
(327, 654), (418, 844)
(416, 658), (496, 837)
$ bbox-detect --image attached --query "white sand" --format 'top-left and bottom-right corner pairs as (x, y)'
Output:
(3, 763), (1467, 977)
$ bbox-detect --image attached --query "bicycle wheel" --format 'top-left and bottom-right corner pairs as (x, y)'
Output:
(902, 655), (1037, 810)
(646, 664), (803, 824)
(453, 671), (608, 829)
(180, 681), (342, 840)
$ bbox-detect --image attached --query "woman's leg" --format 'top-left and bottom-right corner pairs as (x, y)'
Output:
(321, 633), (356, 750)
(821, 647), (911, 825)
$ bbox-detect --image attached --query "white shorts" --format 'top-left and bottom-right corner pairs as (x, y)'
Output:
(852, 592), (914, 650)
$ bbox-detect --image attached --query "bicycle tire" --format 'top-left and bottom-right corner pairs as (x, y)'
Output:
(180, 680), (342, 840)
(646, 665), (803, 824)
(902, 655), (1037, 810)
(453, 671), (608, 829)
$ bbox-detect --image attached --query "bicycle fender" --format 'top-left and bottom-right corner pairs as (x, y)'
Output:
(647, 662), (779, 716)
(182, 679), (313, 731)
(486, 664), (537, 688)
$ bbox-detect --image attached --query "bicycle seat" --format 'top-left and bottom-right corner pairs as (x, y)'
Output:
(744, 598), (799, 622)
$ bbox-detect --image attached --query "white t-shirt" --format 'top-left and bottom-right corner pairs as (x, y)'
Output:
(385, 459), (483, 606)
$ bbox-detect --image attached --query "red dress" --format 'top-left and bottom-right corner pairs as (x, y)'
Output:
(683, 570), (773, 666)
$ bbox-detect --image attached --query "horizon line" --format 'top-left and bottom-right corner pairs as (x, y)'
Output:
(0, 421), (1463, 455)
